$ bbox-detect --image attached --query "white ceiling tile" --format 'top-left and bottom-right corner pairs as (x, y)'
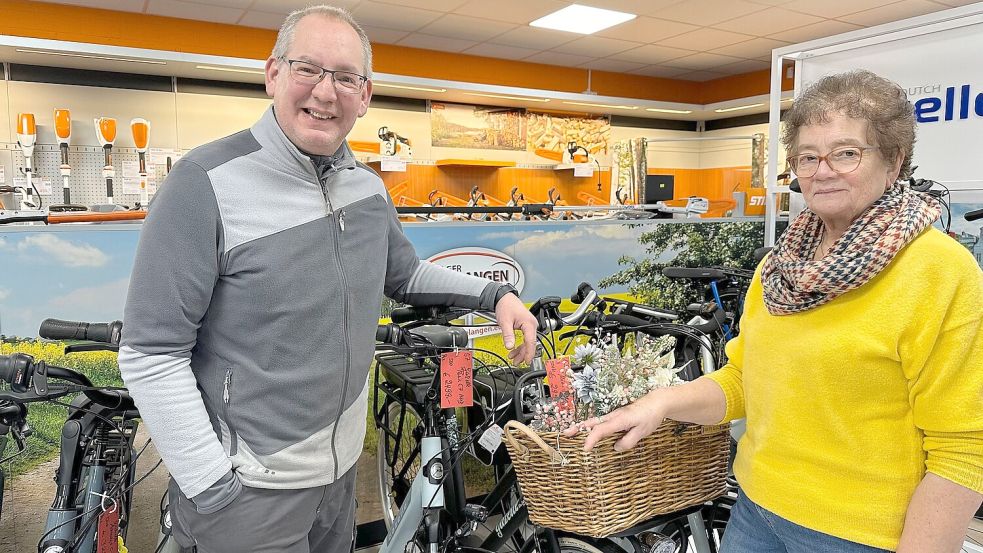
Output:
(608, 44), (697, 64)
(350, 1), (443, 32)
(837, 0), (950, 26)
(713, 7), (823, 35)
(595, 16), (700, 43)
(767, 19), (862, 42)
(38, 0), (146, 12)
(146, 0), (243, 24)
(580, 59), (648, 73)
(710, 37), (790, 59)
(463, 43), (540, 60)
(781, 0), (898, 18)
(675, 70), (729, 82)
(654, 0), (770, 26)
(417, 14), (517, 41)
(661, 52), (746, 71)
(452, 0), (567, 24)
(239, 10), (287, 30)
(628, 64), (693, 78)
(524, 51), (592, 67)
(397, 33), (479, 53)
(488, 26), (578, 50)
(249, 0), (360, 13)
(361, 25), (411, 44)
(713, 58), (772, 74)
(551, 36), (642, 58)
(657, 28), (756, 51)
(374, 0), (471, 10)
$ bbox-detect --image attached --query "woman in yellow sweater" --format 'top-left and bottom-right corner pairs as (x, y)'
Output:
(571, 70), (983, 552)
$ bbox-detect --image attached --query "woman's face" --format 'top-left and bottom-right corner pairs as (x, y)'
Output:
(794, 113), (903, 231)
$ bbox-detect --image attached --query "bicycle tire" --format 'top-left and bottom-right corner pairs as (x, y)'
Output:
(377, 397), (424, 529)
(555, 534), (626, 553)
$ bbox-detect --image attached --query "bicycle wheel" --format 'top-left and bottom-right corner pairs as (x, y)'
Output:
(555, 534), (626, 553)
(377, 398), (424, 529)
(662, 500), (732, 553)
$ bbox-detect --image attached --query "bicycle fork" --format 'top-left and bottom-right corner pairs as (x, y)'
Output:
(380, 434), (445, 553)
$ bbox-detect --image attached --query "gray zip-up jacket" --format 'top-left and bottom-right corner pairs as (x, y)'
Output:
(119, 107), (503, 500)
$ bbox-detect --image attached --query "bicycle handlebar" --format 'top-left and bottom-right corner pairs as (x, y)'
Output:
(39, 318), (122, 345)
(965, 208), (983, 222)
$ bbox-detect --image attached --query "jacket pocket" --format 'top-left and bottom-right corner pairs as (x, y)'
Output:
(222, 368), (239, 456)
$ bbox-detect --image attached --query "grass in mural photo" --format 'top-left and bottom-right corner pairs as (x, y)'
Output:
(0, 341), (122, 477)
(600, 222), (765, 311)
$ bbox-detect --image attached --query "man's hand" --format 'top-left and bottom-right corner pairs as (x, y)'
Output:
(494, 292), (539, 365)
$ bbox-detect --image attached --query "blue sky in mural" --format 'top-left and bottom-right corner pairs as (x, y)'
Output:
(0, 221), (676, 338)
(0, 228), (140, 339)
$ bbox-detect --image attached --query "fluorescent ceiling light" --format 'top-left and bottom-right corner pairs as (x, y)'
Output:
(530, 4), (636, 35)
(15, 48), (166, 65)
(646, 107), (693, 114)
(464, 92), (549, 103)
(374, 83), (447, 93)
(196, 65), (264, 75)
(714, 103), (763, 113)
(563, 101), (638, 110)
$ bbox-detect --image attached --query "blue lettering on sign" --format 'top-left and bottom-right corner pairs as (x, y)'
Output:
(915, 84), (983, 123)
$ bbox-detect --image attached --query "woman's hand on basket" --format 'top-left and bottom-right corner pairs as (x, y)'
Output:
(563, 388), (669, 452)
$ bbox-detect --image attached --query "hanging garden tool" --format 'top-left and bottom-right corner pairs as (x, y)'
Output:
(93, 117), (121, 210)
(15, 113), (39, 210)
(49, 108), (87, 213)
(130, 118), (150, 209)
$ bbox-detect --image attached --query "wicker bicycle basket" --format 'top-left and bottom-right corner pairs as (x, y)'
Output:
(502, 419), (730, 538)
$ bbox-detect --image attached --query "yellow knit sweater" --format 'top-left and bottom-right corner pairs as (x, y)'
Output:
(705, 227), (983, 550)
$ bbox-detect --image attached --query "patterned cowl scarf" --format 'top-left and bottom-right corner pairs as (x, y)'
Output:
(761, 183), (941, 315)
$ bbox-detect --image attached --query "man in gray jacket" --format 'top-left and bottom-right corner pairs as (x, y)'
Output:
(118, 6), (538, 552)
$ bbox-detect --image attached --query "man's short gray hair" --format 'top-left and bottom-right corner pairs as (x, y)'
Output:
(781, 69), (916, 180)
(271, 5), (373, 79)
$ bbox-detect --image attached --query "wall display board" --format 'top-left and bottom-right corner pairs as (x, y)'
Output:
(430, 102), (526, 150)
(763, 3), (983, 245)
(0, 219), (763, 340)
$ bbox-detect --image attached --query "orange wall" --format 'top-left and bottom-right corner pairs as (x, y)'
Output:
(0, 0), (790, 105)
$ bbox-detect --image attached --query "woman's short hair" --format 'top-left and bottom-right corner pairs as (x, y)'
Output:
(781, 70), (915, 179)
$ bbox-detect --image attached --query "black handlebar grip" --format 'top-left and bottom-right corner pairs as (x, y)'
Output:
(39, 319), (122, 345)
(390, 306), (447, 325)
(965, 208), (983, 222)
(0, 353), (34, 392)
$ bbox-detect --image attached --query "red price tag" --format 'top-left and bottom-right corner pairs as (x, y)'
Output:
(97, 507), (120, 553)
(545, 357), (572, 398)
(440, 351), (474, 409)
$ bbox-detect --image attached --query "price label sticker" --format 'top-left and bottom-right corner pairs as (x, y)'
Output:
(478, 423), (504, 454)
(440, 350), (473, 408)
(380, 156), (407, 172)
(573, 163), (594, 178)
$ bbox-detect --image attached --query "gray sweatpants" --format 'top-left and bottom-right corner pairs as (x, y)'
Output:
(168, 467), (357, 553)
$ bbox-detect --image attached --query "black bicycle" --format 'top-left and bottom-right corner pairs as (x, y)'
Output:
(1, 318), (148, 553)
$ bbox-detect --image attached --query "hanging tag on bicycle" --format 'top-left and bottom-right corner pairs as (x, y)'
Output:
(440, 350), (473, 408)
(96, 507), (120, 553)
(478, 423), (504, 454)
(545, 357), (574, 412)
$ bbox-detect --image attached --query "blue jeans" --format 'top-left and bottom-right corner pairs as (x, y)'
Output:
(720, 492), (892, 553)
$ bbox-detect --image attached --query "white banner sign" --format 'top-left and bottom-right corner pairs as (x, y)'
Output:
(426, 247), (526, 293)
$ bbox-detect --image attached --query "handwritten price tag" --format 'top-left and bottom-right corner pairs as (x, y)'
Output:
(546, 357), (574, 413)
(440, 351), (474, 409)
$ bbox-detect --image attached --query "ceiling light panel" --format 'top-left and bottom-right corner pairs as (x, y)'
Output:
(530, 4), (637, 35)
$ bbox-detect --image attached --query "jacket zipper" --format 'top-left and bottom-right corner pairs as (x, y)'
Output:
(223, 369), (238, 456)
(317, 164), (352, 480)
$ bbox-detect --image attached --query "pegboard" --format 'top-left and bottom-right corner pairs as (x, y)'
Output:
(0, 142), (180, 208)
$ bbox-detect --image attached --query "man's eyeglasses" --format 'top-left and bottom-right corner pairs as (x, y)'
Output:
(787, 146), (878, 178)
(281, 58), (367, 94)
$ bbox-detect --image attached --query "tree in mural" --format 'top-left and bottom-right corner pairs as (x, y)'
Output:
(599, 222), (765, 311)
